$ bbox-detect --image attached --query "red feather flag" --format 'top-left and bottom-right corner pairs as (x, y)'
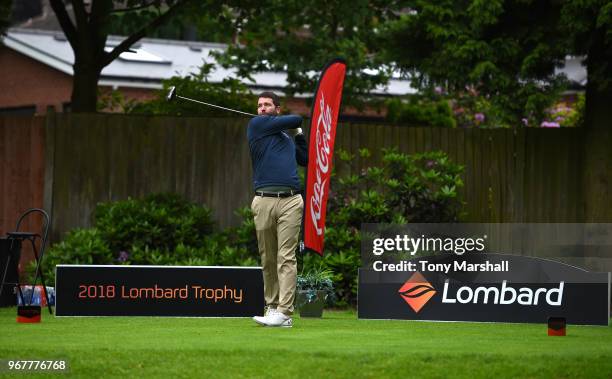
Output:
(303, 59), (347, 255)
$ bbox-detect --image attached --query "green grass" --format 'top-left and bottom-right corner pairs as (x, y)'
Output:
(0, 307), (611, 378)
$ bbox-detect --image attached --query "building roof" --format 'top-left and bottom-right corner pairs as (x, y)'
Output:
(3, 28), (586, 96)
(2, 28), (416, 96)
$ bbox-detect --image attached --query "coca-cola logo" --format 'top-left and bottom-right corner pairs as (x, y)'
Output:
(309, 94), (333, 236)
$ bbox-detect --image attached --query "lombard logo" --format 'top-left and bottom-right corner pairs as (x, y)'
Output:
(399, 274), (565, 312)
(441, 280), (565, 306)
(398, 272), (436, 313)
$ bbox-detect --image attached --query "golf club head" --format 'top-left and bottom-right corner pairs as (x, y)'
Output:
(166, 86), (177, 102)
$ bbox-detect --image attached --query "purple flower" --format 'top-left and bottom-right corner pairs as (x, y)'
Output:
(474, 113), (485, 122)
(434, 86), (444, 95)
(540, 121), (560, 128)
(426, 160), (436, 168)
(521, 118), (529, 126)
(117, 251), (130, 262)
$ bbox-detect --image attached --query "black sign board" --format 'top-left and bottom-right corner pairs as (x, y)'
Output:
(55, 265), (264, 317)
(358, 254), (610, 326)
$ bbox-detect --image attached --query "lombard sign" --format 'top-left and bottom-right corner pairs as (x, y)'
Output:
(55, 265), (264, 317)
(358, 224), (612, 326)
(359, 254), (610, 325)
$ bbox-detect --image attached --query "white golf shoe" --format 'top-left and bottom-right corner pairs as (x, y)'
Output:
(252, 307), (277, 326)
(264, 311), (293, 328)
(252, 308), (293, 328)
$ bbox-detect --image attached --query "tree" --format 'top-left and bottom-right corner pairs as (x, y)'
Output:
(106, 7), (234, 43)
(0, 0), (11, 35)
(126, 63), (255, 116)
(215, 1), (403, 107)
(49, 0), (221, 112)
(382, 0), (612, 129)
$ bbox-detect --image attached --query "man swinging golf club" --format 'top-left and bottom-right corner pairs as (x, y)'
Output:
(249, 91), (307, 328)
(166, 86), (307, 326)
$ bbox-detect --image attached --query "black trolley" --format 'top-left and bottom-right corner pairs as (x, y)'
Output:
(0, 208), (52, 315)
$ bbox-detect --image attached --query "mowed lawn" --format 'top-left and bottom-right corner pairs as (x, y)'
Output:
(0, 307), (611, 378)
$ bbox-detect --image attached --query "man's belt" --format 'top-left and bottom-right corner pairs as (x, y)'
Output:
(255, 190), (301, 198)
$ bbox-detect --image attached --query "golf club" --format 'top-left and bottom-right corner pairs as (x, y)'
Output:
(166, 86), (256, 117)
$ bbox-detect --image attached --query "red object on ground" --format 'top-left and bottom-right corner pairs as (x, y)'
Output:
(548, 317), (566, 336)
(17, 305), (41, 323)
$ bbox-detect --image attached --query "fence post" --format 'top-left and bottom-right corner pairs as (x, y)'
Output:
(583, 128), (612, 222)
(43, 109), (57, 243)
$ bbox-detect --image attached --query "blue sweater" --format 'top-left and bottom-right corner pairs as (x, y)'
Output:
(247, 115), (303, 190)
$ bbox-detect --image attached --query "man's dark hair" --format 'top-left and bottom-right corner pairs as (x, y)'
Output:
(258, 91), (281, 107)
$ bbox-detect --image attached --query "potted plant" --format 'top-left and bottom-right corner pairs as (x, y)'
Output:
(296, 267), (335, 318)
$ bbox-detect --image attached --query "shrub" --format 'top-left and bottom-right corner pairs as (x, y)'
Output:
(387, 97), (456, 128)
(44, 228), (113, 266)
(539, 94), (584, 128)
(389, 87), (518, 128)
(42, 193), (259, 283)
(205, 207), (260, 267)
(302, 148), (465, 306)
(297, 266), (336, 306)
(93, 193), (215, 259)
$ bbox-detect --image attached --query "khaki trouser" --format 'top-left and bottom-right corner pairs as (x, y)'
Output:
(251, 194), (303, 315)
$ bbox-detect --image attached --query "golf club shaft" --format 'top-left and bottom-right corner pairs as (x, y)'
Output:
(177, 95), (256, 117)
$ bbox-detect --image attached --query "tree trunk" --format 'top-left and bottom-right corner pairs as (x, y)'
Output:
(584, 82), (612, 131)
(584, 27), (612, 131)
(50, 1), (189, 113)
(71, 58), (102, 113)
(70, 22), (105, 113)
(582, 35), (612, 222)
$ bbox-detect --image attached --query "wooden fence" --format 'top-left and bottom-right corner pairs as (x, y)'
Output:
(1, 114), (610, 270)
(0, 116), (46, 266)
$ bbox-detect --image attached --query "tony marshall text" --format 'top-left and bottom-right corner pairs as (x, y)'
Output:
(372, 260), (509, 274)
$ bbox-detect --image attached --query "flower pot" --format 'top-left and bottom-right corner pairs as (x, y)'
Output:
(296, 290), (326, 318)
